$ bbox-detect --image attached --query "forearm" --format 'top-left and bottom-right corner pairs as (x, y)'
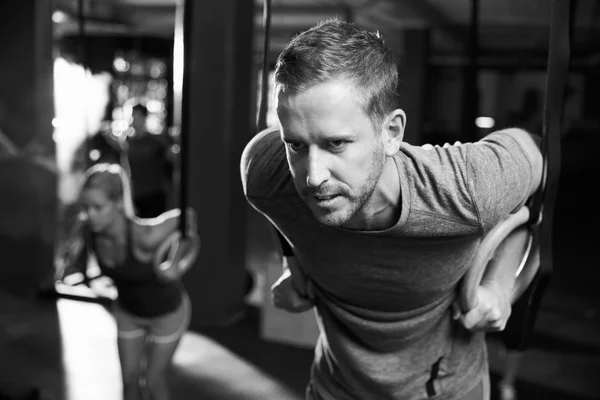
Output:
(481, 226), (530, 303)
(56, 215), (87, 275)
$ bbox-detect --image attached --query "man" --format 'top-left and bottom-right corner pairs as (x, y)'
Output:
(241, 19), (542, 400)
(126, 103), (174, 218)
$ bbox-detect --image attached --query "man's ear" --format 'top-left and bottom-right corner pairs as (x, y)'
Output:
(382, 109), (406, 156)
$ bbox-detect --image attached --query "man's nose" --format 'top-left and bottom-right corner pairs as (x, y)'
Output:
(306, 147), (330, 188)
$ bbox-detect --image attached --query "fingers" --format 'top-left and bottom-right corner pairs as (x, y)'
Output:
(460, 301), (509, 332)
(271, 274), (314, 313)
(272, 287), (314, 312)
(451, 300), (462, 321)
(454, 285), (510, 332)
(462, 307), (493, 331)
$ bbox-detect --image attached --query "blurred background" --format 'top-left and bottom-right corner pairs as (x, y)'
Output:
(0, 0), (598, 399)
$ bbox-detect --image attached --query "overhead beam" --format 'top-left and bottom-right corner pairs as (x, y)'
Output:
(390, 0), (467, 48)
(430, 53), (593, 71)
(115, 3), (345, 15)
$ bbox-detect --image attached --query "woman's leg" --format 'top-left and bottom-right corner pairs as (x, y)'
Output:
(114, 304), (148, 400)
(118, 334), (147, 400)
(144, 292), (191, 400)
(144, 337), (183, 400)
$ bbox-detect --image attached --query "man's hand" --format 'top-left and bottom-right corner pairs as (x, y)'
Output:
(271, 258), (315, 313)
(453, 281), (511, 332)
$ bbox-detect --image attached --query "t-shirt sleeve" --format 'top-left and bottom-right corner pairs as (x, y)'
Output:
(466, 131), (536, 232)
(240, 127), (292, 199)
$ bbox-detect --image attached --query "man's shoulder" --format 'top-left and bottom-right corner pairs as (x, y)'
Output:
(397, 142), (477, 223)
(240, 127), (291, 198)
(397, 141), (470, 176)
(241, 127), (283, 164)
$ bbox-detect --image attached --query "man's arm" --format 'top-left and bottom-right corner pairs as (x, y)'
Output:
(458, 226), (531, 331)
(483, 227), (532, 302)
(501, 128), (543, 200)
(241, 130), (314, 312)
(271, 255), (315, 313)
(458, 128), (544, 331)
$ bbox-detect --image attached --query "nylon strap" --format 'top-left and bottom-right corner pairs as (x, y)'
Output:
(502, 0), (571, 350)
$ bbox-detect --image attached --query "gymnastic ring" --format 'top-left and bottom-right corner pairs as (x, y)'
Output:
(510, 228), (540, 303)
(461, 206), (530, 312)
(153, 230), (201, 282)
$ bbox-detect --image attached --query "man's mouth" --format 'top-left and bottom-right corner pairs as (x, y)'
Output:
(314, 194), (336, 200)
(311, 194), (341, 206)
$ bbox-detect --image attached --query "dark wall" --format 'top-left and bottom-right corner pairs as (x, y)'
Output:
(0, 0), (53, 150)
(0, 158), (57, 296)
(0, 0), (56, 296)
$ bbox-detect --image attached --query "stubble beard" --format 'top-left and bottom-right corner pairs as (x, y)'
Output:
(310, 143), (386, 228)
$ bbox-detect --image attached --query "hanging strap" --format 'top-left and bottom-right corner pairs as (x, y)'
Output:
(500, 0), (571, 350)
(173, 0), (191, 235)
(257, 0), (272, 133)
(152, 0), (201, 280)
(528, 0), (571, 227)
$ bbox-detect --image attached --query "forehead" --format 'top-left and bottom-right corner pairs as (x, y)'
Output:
(276, 80), (369, 131)
(80, 187), (111, 204)
(278, 79), (361, 110)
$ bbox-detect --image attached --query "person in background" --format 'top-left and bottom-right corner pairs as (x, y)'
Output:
(126, 103), (175, 218)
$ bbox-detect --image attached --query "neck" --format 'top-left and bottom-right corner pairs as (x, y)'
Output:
(346, 157), (401, 231)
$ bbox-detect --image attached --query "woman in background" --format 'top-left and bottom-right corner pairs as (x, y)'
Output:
(57, 163), (198, 400)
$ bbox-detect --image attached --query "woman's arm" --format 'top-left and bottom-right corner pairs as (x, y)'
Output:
(55, 214), (88, 280)
(140, 208), (200, 282)
(136, 207), (198, 251)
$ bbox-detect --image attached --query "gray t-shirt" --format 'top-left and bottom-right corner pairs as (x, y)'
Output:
(241, 127), (534, 400)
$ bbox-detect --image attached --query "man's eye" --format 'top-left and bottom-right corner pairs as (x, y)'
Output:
(286, 141), (304, 151)
(329, 140), (347, 148)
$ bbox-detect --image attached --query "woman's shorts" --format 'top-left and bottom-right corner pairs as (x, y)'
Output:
(113, 290), (191, 344)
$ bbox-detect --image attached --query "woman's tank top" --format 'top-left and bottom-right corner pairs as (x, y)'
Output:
(91, 221), (182, 318)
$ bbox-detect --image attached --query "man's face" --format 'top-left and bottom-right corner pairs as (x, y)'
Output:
(276, 79), (386, 228)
